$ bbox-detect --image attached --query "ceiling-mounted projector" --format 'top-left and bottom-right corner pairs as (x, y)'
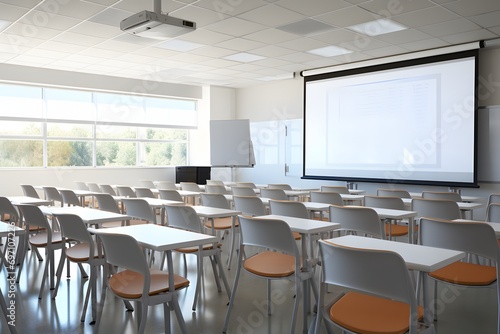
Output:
(120, 10), (196, 39)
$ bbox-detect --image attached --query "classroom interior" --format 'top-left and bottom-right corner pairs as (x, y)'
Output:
(2, 0), (500, 333)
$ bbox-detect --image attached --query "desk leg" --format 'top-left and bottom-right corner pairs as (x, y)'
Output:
(422, 271), (433, 326)
(166, 251), (187, 334)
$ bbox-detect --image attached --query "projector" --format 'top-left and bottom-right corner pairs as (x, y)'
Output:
(120, 10), (196, 39)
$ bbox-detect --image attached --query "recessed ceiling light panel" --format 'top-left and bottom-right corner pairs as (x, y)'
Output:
(347, 19), (407, 36)
(307, 45), (352, 57)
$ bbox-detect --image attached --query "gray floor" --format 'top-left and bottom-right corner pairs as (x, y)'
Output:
(1, 231), (497, 334)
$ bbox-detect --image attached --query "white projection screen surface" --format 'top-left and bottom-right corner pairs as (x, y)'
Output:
(303, 50), (478, 187)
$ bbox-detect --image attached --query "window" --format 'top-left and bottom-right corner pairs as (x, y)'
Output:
(0, 83), (196, 168)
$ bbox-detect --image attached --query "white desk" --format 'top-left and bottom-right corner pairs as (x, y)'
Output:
(326, 235), (465, 325)
(371, 206), (418, 243)
(340, 193), (365, 205)
(0, 221), (26, 279)
(409, 192), (483, 202)
(88, 224), (220, 334)
(39, 206), (131, 227)
(8, 196), (51, 206)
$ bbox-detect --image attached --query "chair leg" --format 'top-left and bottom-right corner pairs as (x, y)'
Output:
(266, 279), (271, 315)
(223, 251), (243, 333)
(163, 303), (171, 334)
(137, 302), (148, 334)
(38, 252), (50, 299)
(52, 250), (66, 299)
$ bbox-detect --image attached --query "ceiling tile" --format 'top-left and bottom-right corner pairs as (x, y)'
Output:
(441, 28), (497, 44)
(204, 17), (267, 37)
(391, 6), (460, 28)
(20, 11), (81, 31)
(244, 28), (300, 44)
(192, 0), (268, 16)
(52, 32), (106, 47)
(316, 6), (381, 28)
(5, 23), (62, 39)
(375, 29), (434, 45)
(359, 0), (436, 16)
(443, 0), (500, 17)
(398, 37), (451, 51)
(468, 11), (500, 28)
(0, 4), (29, 21)
(170, 5), (228, 27)
(215, 38), (265, 52)
(48, 1), (107, 20)
(239, 4), (306, 27)
(274, 0), (351, 16)
(419, 18), (481, 37)
(276, 19), (335, 36)
(68, 21), (122, 39)
(88, 7), (133, 26)
(112, 0), (185, 14)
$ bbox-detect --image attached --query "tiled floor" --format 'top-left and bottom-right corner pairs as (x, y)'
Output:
(1, 231), (497, 334)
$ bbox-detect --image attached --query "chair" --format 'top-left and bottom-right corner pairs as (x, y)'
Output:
(377, 188), (412, 198)
(206, 180), (225, 186)
(156, 181), (177, 190)
(86, 183), (102, 194)
(487, 195), (500, 219)
(164, 205), (231, 311)
(419, 217), (500, 331)
(269, 199), (309, 219)
(0, 196), (20, 225)
(329, 205), (386, 239)
(135, 187), (156, 198)
(17, 204), (64, 299)
(74, 181), (89, 190)
(158, 189), (184, 202)
(93, 193), (125, 227)
(52, 213), (105, 323)
(43, 186), (63, 207)
(260, 188), (288, 200)
(231, 186), (257, 197)
(20, 184), (40, 198)
(205, 184), (229, 194)
(310, 191), (343, 205)
(236, 182), (257, 189)
(487, 203), (500, 223)
(92, 231), (190, 334)
(115, 185), (137, 198)
(180, 182), (202, 192)
(321, 185), (349, 194)
(411, 198), (461, 220)
(232, 195), (267, 216)
(59, 189), (82, 207)
(314, 240), (423, 334)
(364, 195), (411, 240)
(139, 180), (156, 188)
(422, 191), (462, 202)
(121, 198), (156, 225)
(223, 216), (305, 334)
(268, 183), (292, 190)
(99, 184), (117, 196)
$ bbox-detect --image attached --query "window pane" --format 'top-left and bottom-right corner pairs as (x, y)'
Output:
(95, 93), (145, 124)
(0, 84), (43, 118)
(96, 141), (136, 166)
(0, 140), (43, 167)
(47, 140), (93, 167)
(141, 142), (187, 166)
(47, 123), (93, 138)
(96, 125), (137, 139)
(45, 88), (95, 121)
(0, 121), (42, 136)
(145, 97), (197, 127)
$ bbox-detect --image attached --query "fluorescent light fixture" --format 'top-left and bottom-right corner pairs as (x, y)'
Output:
(223, 52), (265, 63)
(307, 45), (352, 57)
(156, 39), (204, 52)
(347, 19), (407, 36)
(258, 73), (295, 81)
(0, 20), (11, 32)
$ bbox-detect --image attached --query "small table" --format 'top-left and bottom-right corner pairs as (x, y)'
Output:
(8, 196), (51, 206)
(39, 206), (131, 228)
(370, 206), (418, 243)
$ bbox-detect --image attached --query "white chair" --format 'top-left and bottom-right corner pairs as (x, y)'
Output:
(205, 184), (229, 194)
(377, 188), (411, 198)
(269, 199), (309, 219)
(223, 216), (306, 334)
(411, 198), (461, 220)
(20, 184), (40, 198)
(364, 195), (411, 240)
(92, 231), (189, 334)
(180, 182), (202, 192)
(260, 188), (288, 200)
(59, 189), (82, 207)
(419, 217), (500, 331)
(487, 196), (500, 220)
(487, 203), (500, 223)
(206, 180), (225, 186)
(86, 183), (102, 194)
(52, 213), (105, 323)
(329, 205), (386, 239)
(164, 205), (231, 311)
(422, 191), (462, 202)
(156, 181), (177, 190)
(139, 180), (156, 188)
(93, 193), (125, 227)
(135, 187), (156, 198)
(236, 182), (258, 189)
(43, 186), (63, 206)
(321, 185), (349, 194)
(74, 181), (89, 190)
(115, 185), (137, 198)
(158, 189), (184, 202)
(310, 191), (343, 205)
(315, 240), (423, 334)
(231, 186), (257, 197)
(121, 198), (156, 225)
(17, 204), (64, 299)
(268, 183), (292, 190)
(99, 184), (116, 196)
(232, 196), (266, 216)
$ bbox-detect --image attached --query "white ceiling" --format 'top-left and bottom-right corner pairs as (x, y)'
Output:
(1, 0), (499, 88)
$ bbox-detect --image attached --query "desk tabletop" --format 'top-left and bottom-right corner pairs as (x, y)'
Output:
(403, 198), (485, 211)
(191, 206), (241, 218)
(8, 196), (51, 206)
(139, 197), (184, 207)
(39, 206), (130, 225)
(0, 221), (25, 236)
(257, 214), (340, 235)
(88, 224), (217, 252)
(326, 235), (464, 272)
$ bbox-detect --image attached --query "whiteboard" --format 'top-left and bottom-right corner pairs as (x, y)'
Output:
(210, 119), (254, 167)
(478, 106), (500, 182)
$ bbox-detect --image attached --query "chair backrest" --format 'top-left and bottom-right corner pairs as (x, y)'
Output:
(0, 197), (19, 223)
(180, 182), (202, 192)
(269, 200), (309, 219)
(200, 193), (230, 209)
(121, 198), (156, 223)
(74, 181), (89, 190)
(320, 185), (349, 194)
(139, 180), (156, 188)
(156, 181), (177, 190)
(411, 198), (461, 220)
(205, 184), (229, 194)
(487, 193), (500, 207)
(87, 183), (102, 193)
(364, 195), (405, 210)
(421, 191), (462, 202)
(318, 240), (418, 319)
(206, 180), (225, 186)
(116, 186), (137, 198)
(236, 182), (257, 189)
(93, 193), (120, 213)
(260, 188), (288, 200)
(329, 205), (385, 239)
(238, 216), (299, 257)
(165, 205), (203, 232)
(376, 188), (411, 198)
(231, 186), (257, 197)
(99, 184), (116, 196)
(21, 184), (40, 198)
(134, 187), (155, 198)
(233, 196), (266, 216)
(158, 189), (184, 202)
(268, 183), (292, 190)
(419, 217), (500, 263)
(17, 204), (51, 231)
(486, 203), (500, 222)
(54, 213), (93, 246)
(59, 189), (81, 207)
(310, 191), (343, 206)
(43, 186), (63, 206)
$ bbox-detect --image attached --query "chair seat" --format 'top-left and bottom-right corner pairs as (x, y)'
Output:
(329, 291), (424, 334)
(293, 231), (301, 240)
(244, 251), (295, 278)
(385, 224), (409, 237)
(29, 231), (63, 247)
(175, 243), (222, 253)
(66, 242), (103, 262)
(429, 261), (497, 286)
(204, 217), (238, 230)
(110, 269), (189, 299)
